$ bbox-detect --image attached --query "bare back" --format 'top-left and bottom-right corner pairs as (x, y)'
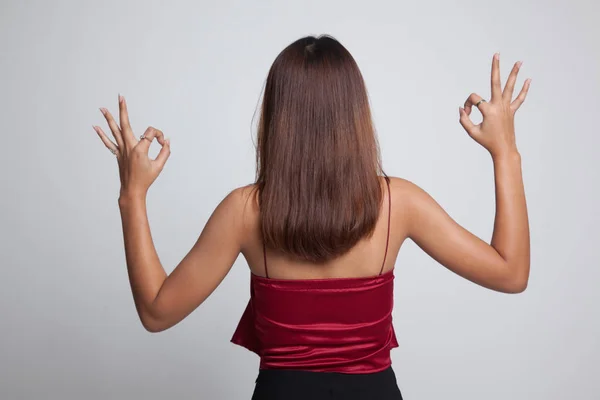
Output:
(240, 176), (401, 280)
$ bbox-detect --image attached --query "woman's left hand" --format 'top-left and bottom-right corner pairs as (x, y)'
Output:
(93, 95), (171, 202)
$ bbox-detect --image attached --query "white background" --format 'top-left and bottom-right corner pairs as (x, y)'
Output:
(1, 0), (598, 399)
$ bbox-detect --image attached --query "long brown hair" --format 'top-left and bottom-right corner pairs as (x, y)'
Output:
(254, 35), (387, 263)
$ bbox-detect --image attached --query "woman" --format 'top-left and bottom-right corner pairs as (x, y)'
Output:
(93, 35), (531, 399)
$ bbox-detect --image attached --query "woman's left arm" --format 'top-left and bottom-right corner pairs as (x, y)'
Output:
(118, 188), (246, 333)
(94, 96), (247, 333)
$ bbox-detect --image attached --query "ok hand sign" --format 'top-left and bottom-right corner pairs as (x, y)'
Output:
(93, 96), (171, 201)
(459, 53), (531, 159)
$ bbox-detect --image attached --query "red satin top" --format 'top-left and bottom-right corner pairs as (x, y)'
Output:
(231, 177), (397, 374)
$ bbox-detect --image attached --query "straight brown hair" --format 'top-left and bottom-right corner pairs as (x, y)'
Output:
(253, 34), (387, 263)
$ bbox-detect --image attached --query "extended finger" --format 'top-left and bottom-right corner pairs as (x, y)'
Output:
(491, 53), (502, 102)
(93, 125), (119, 155)
(511, 79), (532, 112)
(118, 95), (136, 145)
(459, 107), (480, 138)
(136, 126), (165, 154)
(100, 107), (124, 149)
(464, 93), (487, 116)
(503, 61), (522, 103)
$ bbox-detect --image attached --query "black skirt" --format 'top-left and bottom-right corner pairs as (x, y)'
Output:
(251, 366), (403, 399)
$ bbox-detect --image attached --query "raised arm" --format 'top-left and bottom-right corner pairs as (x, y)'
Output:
(94, 96), (247, 333)
(404, 54), (531, 293)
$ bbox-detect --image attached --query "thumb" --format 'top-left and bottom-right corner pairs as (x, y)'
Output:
(153, 138), (171, 171)
(459, 107), (480, 138)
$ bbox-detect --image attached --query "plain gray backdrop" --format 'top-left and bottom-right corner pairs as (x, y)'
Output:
(1, 0), (598, 399)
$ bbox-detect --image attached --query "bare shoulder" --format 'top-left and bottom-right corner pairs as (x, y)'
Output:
(387, 175), (427, 209)
(222, 183), (260, 222)
(386, 176), (436, 235)
(387, 175), (419, 192)
(228, 178), (430, 244)
(221, 183), (260, 246)
(226, 183), (259, 210)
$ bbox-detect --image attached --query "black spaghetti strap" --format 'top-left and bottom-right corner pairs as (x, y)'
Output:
(263, 240), (269, 278)
(379, 176), (392, 275)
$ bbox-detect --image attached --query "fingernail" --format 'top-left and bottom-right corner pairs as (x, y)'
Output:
(494, 53), (499, 60)
(92, 125), (98, 131)
(517, 61), (523, 68)
(119, 94), (124, 103)
(99, 107), (107, 115)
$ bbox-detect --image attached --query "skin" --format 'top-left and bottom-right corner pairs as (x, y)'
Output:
(93, 53), (531, 333)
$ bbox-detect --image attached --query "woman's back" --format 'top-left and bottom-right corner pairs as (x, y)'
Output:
(232, 176), (397, 374)
(241, 176), (398, 281)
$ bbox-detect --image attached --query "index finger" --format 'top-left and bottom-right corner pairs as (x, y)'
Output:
(136, 126), (165, 154)
(491, 53), (502, 102)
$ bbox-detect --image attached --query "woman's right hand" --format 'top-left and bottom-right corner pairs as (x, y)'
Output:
(459, 53), (531, 159)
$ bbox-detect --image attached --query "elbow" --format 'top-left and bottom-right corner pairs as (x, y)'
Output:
(503, 269), (529, 294)
(142, 319), (166, 333)
(505, 278), (528, 294)
(139, 307), (168, 333)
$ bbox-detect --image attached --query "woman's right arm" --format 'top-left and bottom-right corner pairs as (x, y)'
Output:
(402, 54), (531, 293)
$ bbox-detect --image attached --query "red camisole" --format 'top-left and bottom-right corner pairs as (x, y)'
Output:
(231, 177), (398, 374)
